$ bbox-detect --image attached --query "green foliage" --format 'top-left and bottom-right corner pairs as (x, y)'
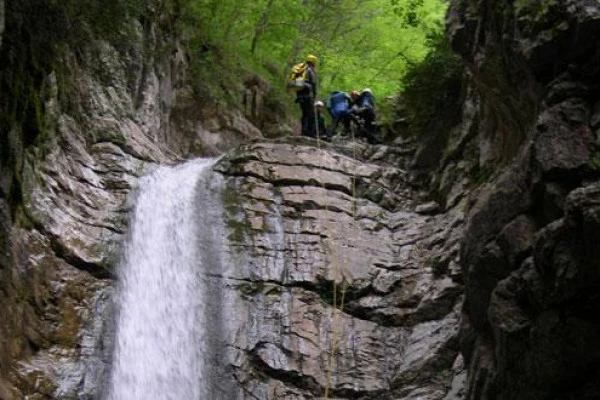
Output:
(399, 26), (464, 137)
(1, 0), (451, 160)
(176, 0), (448, 119)
(426, 255), (448, 277)
(303, 0), (448, 99)
(469, 163), (493, 187)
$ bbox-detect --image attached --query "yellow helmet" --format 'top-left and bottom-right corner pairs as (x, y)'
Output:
(305, 54), (318, 67)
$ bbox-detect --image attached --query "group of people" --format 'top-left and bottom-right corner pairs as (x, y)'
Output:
(293, 54), (379, 144)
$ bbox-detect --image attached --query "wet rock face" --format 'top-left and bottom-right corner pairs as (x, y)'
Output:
(0, 0), (269, 396)
(242, 75), (295, 137)
(448, 0), (600, 398)
(214, 140), (466, 399)
(2, 133), (469, 398)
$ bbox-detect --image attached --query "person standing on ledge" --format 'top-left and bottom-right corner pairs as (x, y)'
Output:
(314, 100), (328, 140)
(353, 88), (379, 144)
(296, 54), (318, 137)
(326, 90), (354, 137)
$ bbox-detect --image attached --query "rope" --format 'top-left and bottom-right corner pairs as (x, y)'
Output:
(320, 102), (360, 399)
(314, 101), (336, 399)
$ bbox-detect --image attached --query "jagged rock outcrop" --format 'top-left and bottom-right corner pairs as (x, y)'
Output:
(1, 107), (470, 400)
(0, 2), (262, 397)
(243, 75), (295, 138)
(443, 0), (600, 398)
(212, 139), (466, 399)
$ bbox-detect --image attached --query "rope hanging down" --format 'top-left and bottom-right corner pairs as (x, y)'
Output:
(314, 116), (360, 399)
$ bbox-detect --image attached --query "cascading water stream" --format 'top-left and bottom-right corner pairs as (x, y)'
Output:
(107, 159), (219, 400)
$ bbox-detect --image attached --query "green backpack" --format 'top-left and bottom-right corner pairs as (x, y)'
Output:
(286, 62), (308, 93)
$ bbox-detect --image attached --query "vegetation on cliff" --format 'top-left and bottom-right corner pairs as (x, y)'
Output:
(180, 0), (446, 98)
(0, 0), (149, 151)
(400, 27), (463, 137)
(178, 0), (450, 136)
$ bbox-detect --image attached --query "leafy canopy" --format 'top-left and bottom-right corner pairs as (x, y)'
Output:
(181, 0), (448, 100)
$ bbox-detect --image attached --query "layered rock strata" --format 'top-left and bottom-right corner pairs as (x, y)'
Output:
(212, 139), (466, 399)
(1, 126), (469, 399)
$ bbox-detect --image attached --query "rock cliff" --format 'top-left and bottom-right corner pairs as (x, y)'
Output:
(0, 1), (4, 48)
(440, 0), (600, 398)
(0, 1), (466, 398)
(211, 139), (465, 399)
(0, 2), (260, 398)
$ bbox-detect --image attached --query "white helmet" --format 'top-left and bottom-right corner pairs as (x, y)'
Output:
(314, 100), (324, 107)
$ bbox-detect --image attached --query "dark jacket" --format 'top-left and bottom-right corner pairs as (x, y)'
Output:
(356, 91), (375, 110)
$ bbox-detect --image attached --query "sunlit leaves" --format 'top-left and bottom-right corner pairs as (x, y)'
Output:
(182, 0), (448, 99)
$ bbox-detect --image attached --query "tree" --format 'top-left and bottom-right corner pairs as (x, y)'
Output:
(179, 0), (448, 101)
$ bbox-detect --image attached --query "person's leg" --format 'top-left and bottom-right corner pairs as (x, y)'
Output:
(341, 113), (351, 136)
(299, 98), (311, 136)
(330, 115), (340, 137)
(319, 119), (329, 140)
(353, 111), (367, 139)
(347, 112), (360, 139)
(363, 109), (378, 143)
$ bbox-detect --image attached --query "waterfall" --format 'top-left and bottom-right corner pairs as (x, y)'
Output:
(107, 158), (222, 400)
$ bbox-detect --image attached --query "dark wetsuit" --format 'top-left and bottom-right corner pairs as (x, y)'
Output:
(355, 91), (378, 143)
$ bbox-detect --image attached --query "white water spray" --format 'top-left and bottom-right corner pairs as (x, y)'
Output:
(107, 159), (216, 400)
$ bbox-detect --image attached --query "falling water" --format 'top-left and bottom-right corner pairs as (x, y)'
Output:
(107, 159), (217, 400)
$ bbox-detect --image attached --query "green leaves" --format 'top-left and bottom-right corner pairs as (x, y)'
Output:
(181, 0), (447, 101)
(401, 27), (464, 137)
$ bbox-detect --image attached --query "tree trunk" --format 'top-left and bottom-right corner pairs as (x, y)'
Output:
(250, 0), (275, 56)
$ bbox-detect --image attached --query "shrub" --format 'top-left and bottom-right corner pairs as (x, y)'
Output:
(400, 27), (464, 137)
